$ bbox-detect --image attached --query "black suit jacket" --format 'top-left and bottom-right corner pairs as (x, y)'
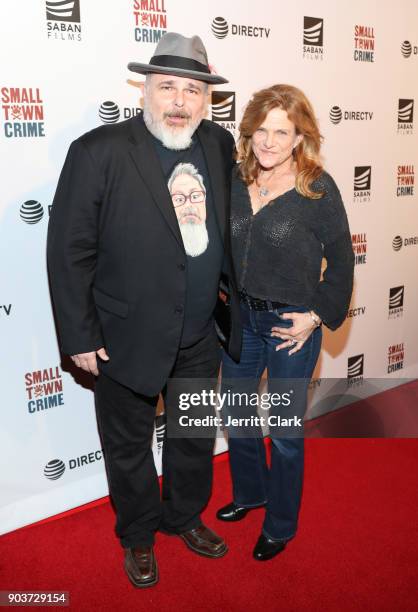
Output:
(47, 113), (241, 395)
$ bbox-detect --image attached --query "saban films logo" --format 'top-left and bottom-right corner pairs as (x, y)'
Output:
(211, 91), (236, 137)
(387, 343), (404, 374)
(347, 354), (364, 387)
(46, 0), (81, 41)
(388, 286), (404, 319)
(303, 17), (323, 60)
(397, 165), (414, 196)
(353, 166), (371, 202)
(133, 0), (167, 43)
(397, 99), (414, 134)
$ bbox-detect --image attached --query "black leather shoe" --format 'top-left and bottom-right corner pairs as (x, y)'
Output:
(124, 545), (158, 588)
(216, 501), (262, 522)
(253, 533), (287, 561)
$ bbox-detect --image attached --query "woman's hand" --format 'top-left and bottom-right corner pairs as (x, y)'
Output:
(271, 312), (319, 355)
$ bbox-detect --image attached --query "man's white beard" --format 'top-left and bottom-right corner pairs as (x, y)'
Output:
(179, 222), (209, 257)
(143, 104), (201, 150)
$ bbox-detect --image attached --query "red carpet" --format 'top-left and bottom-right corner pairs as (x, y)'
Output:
(2, 439), (418, 610)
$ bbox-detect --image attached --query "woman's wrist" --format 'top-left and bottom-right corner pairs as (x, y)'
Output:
(308, 310), (322, 327)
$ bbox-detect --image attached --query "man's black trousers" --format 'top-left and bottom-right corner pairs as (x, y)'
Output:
(94, 329), (221, 548)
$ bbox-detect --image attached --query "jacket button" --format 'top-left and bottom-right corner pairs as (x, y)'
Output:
(174, 305), (184, 314)
(178, 263), (186, 271)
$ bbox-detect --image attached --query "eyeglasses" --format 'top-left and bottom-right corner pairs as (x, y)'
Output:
(171, 190), (205, 207)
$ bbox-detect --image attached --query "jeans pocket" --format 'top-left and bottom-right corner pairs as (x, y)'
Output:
(272, 310), (294, 328)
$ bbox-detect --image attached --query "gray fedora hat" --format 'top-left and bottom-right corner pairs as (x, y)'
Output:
(128, 32), (228, 84)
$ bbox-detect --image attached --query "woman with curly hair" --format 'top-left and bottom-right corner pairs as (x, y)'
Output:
(217, 84), (354, 560)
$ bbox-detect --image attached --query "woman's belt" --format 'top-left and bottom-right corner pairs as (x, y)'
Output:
(239, 289), (290, 311)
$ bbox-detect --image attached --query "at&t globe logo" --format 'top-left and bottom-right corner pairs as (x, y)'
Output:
(99, 101), (120, 124)
(20, 200), (44, 224)
(401, 41), (412, 57)
(329, 106), (342, 124)
(44, 459), (66, 480)
(392, 235), (403, 251)
(212, 17), (229, 39)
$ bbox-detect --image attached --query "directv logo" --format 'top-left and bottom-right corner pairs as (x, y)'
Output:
(347, 354), (364, 386)
(43, 450), (103, 480)
(211, 16), (270, 39)
(99, 101), (120, 124)
(303, 17), (324, 60)
(20, 200), (44, 224)
(353, 166), (371, 202)
(330, 106), (373, 124)
(392, 234), (418, 250)
(389, 286), (404, 319)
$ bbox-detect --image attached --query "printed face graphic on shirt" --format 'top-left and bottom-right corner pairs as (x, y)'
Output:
(168, 163), (209, 257)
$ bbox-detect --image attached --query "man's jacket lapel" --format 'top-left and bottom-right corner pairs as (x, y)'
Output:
(196, 121), (227, 243)
(128, 114), (184, 250)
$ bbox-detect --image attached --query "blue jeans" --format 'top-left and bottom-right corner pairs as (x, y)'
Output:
(221, 302), (322, 542)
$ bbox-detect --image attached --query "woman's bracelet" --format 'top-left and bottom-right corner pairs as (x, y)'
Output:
(309, 310), (322, 327)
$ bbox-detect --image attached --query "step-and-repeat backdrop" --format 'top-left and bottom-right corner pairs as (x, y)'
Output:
(1, 0), (417, 534)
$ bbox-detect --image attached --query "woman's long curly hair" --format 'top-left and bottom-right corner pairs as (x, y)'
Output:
(237, 84), (324, 199)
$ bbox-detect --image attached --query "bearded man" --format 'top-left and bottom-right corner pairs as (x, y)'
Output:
(47, 33), (241, 588)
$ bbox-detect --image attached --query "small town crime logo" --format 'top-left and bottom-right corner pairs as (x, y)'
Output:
(133, 0), (167, 43)
(1, 87), (45, 138)
(25, 366), (64, 414)
(351, 233), (367, 265)
(354, 25), (375, 62)
(387, 343), (404, 374)
(396, 165), (414, 196)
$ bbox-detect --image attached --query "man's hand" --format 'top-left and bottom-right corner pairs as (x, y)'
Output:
(70, 347), (109, 376)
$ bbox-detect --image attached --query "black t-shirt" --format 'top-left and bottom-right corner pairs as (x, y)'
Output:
(152, 133), (224, 347)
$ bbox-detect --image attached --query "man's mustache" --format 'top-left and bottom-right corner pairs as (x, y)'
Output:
(178, 206), (202, 221)
(164, 111), (191, 120)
